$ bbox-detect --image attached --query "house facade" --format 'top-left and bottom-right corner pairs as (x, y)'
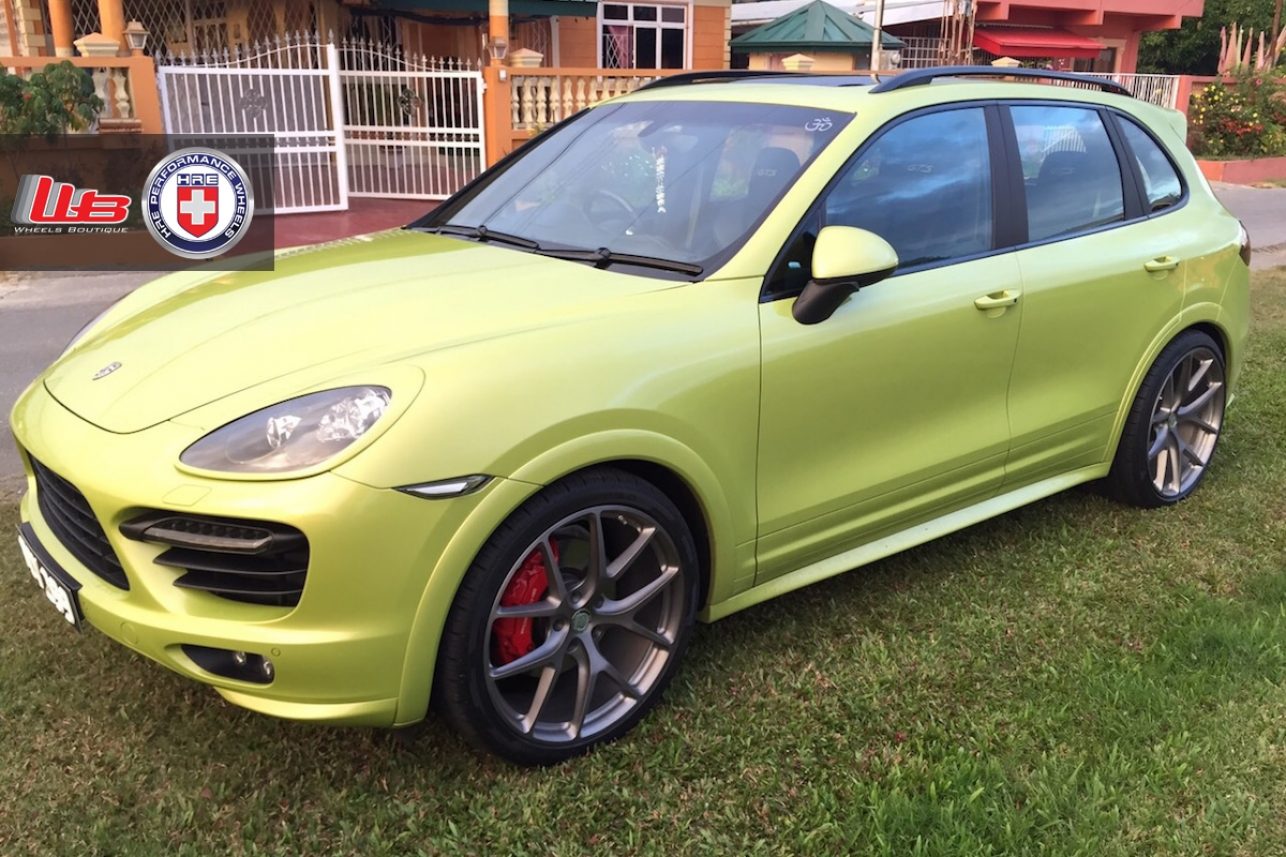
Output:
(731, 0), (1204, 73)
(2, 0), (730, 70)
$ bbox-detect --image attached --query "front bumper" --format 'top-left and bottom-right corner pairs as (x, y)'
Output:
(11, 383), (526, 727)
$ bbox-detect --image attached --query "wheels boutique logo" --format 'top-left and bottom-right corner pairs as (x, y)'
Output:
(143, 147), (255, 259)
(9, 175), (132, 234)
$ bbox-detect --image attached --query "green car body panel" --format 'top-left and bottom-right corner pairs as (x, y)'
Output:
(9, 78), (1250, 728)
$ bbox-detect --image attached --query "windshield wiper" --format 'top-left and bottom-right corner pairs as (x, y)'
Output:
(422, 223), (541, 250)
(539, 246), (703, 276)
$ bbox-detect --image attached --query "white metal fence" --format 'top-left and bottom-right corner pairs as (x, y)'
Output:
(156, 32), (486, 214)
(1075, 73), (1180, 109)
(339, 39), (485, 201)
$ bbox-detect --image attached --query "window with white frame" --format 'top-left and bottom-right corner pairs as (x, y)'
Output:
(600, 2), (687, 69)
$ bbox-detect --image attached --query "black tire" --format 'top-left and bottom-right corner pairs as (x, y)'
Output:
(433, 467), (700, 765)
(1105, 329), (1226, 508)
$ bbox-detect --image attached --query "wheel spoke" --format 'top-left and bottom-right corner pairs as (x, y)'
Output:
(1177, 355), (1193, 399)
(1161, 373), (1178, 411)
(606, 526), (655, 581)
(586, 511), (608, 591)
(1181, 414), (1219, 434)
(1178, 381), (1223, 417)
(1185, 357), (1212, 393)
(568, 644), (595, 739)
(1147, 424), (1169, 460)
(1153, 443), (1167, 488)
(489, 627), (569, 681)
(1178, 435), (1205, 467)
(598, 566), (678, 619)
(538, 537), (569, 603)
(521, 665), (560, 734)
(494, 599), (561, 620)
(614, 618), (674, 649)
(597, 654), (642, 700)
(1166, 434), (1183, 494)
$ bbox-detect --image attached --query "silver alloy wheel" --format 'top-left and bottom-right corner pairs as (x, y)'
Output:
(1148, 346), (1225, 498)
(483, 505), (686, 743)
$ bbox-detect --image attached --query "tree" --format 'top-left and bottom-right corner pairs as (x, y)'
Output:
(1137, 0), (1277, 74)
(0, 61), (102, 139)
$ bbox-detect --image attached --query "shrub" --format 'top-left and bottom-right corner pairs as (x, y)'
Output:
(1189, 73), (1286, 158)
(0, 61), (102, 139)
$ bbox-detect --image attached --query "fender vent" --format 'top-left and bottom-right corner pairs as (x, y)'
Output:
(121, 512), (309, 607)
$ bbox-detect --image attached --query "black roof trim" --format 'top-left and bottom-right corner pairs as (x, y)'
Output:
(636, 70), (875, 91)
(869, 66), (1132, 97)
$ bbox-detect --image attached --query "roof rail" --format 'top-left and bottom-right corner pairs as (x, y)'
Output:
(635, 70), (803, 90)
(869, 66), (1132, 97)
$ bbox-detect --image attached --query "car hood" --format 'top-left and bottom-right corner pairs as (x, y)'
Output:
(45, 230), (676, 433)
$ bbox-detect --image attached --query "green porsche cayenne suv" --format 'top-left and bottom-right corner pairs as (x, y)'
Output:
(11, 67), (1250, 764)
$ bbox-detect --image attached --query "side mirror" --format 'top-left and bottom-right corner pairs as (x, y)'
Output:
(791, 226), (898, 325)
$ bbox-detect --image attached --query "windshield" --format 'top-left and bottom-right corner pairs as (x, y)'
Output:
(422, 100), (851, 276)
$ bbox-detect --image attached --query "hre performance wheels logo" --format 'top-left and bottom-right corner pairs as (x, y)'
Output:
(143, 147), (255, 259)
(9, 175), (131, 234)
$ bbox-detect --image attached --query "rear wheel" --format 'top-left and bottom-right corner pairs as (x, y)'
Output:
(434, 468), (699, 765)
(1106, 330), (1226, 507)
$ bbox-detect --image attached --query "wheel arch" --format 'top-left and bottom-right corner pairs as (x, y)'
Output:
(393, 431), (748, 727)
(1106, 308), (1234, 466)
(591, 458), (714, 611)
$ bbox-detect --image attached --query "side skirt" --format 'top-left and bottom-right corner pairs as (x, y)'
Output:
(699, 464), (1109, 622)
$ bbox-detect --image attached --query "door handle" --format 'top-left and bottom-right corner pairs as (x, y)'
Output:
(974, 290), (1021, 311)
(1144, 255), (1181, 273)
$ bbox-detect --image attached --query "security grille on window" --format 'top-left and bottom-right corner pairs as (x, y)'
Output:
(600, 2), (686, 69)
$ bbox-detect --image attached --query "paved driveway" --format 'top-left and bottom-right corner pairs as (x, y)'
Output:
(2, 182), (1284, 488)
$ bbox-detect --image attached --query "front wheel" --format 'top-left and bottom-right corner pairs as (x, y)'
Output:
(434, 468), (699, 765)
(1106, 330), (1227, 507)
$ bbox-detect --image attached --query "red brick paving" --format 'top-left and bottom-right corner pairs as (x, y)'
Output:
(273, 198), (438, 248)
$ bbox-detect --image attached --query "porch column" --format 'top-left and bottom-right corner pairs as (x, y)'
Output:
(481, 63), (513, 166)
(488, 0), (509, 64)
(47, 0), (73, 56)
(96, 0), (124, 53)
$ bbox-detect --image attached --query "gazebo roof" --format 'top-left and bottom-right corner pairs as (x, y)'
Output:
(731, 0), (904, 53)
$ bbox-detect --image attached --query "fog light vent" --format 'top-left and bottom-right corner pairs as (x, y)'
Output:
(182, 644), (275, 684)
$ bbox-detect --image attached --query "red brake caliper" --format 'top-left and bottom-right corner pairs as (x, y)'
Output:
(492, 540), (558, 666)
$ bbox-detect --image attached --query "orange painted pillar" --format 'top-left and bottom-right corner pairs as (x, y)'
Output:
(1173, 75), (1194, 117)
(95, 0), (124, 53)
(488, 0), (509, 62)
(47, 0), (74, 56)
(482, 63), (513, 167)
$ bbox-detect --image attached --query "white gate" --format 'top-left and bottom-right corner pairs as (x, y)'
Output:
(157, 33), (487, 213)
(158, 36), (348, 213)
(339, 38), (486, 201)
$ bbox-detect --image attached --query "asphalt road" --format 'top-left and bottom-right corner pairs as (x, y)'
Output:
(1, 182), (1284, 489)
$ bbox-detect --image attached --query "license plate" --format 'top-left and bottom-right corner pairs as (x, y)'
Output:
(17, 525), (83, 630)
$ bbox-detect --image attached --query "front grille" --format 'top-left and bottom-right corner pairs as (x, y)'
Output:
(30, 457), (129, 589)
(120, 511), (309, 607)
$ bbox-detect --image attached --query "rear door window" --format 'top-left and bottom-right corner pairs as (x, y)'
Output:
(1011, 105), (1125, 242)
(1118, 118), (1184, 212)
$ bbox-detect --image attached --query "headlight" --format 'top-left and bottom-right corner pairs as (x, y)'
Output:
(180, 386), (392, 474)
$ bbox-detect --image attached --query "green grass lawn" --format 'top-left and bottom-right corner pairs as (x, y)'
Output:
(2, 272), (1285, 857)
